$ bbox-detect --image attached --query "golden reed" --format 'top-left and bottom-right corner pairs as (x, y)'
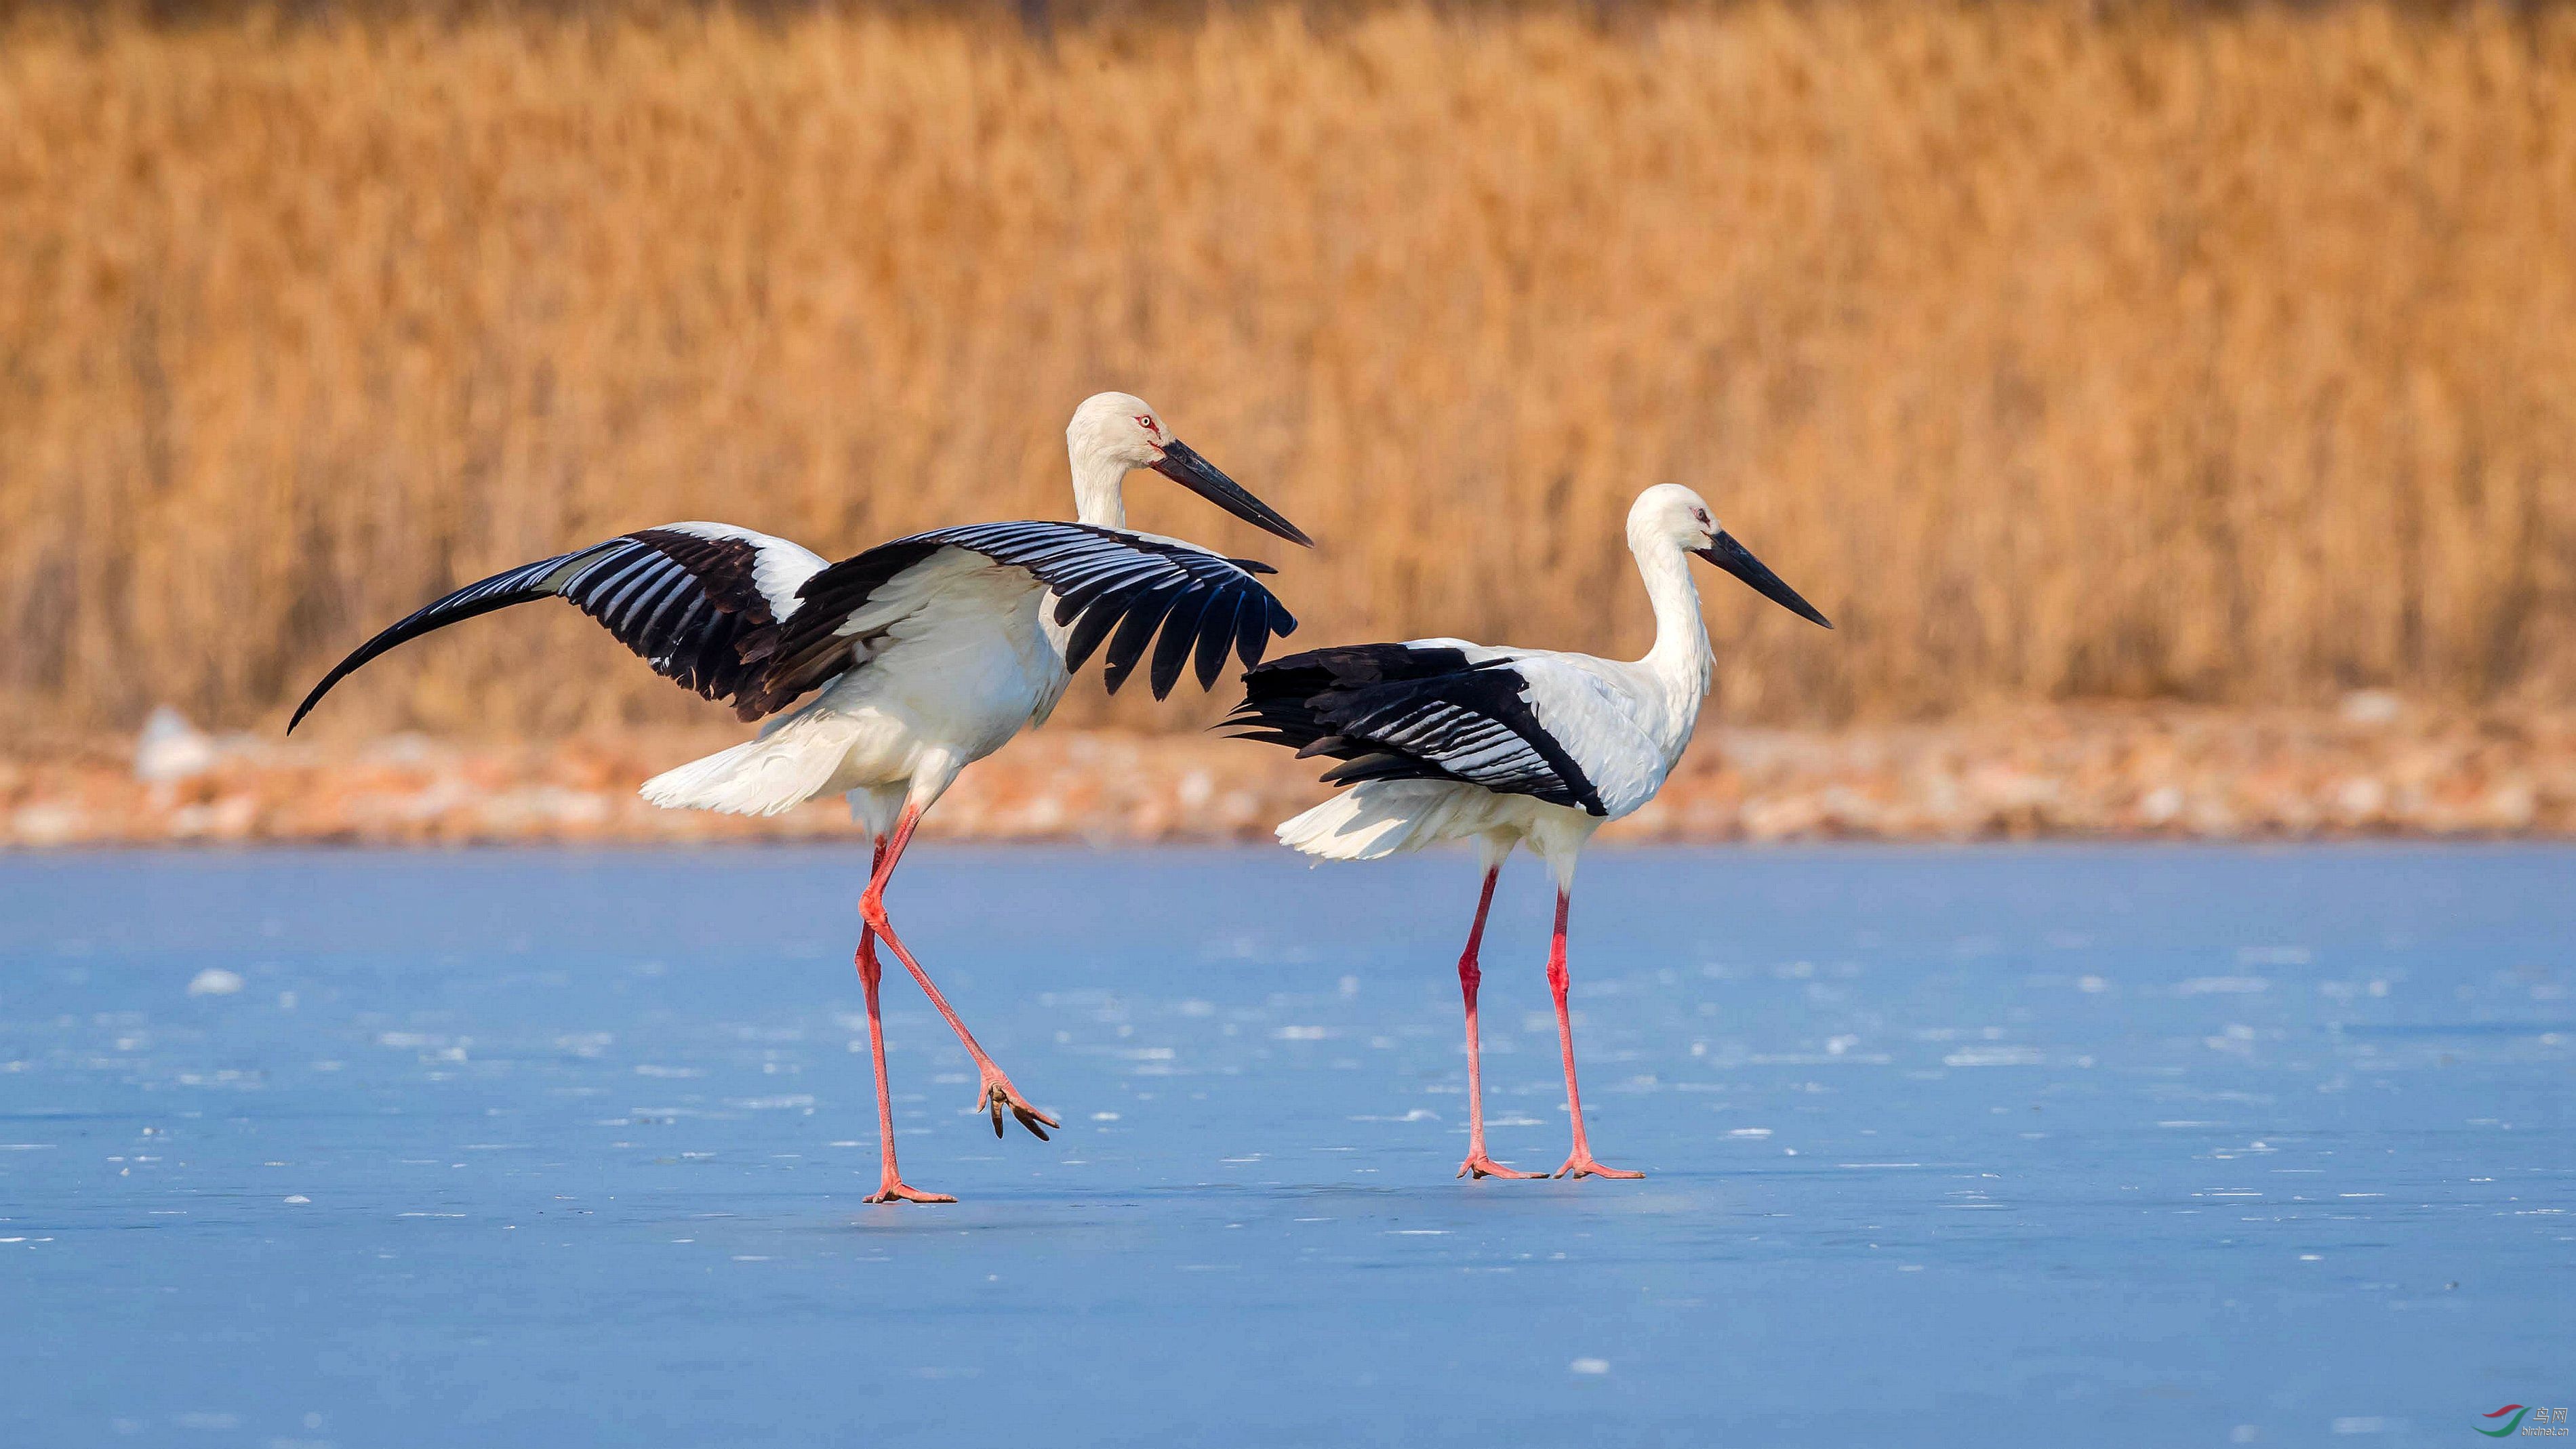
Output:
(2, 1), (2571, 741)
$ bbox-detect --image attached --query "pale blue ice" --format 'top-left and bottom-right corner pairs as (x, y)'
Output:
(1, 846), (2569, 1446)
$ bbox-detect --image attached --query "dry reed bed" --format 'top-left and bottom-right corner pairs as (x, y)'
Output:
(2, 3), (2573, 745)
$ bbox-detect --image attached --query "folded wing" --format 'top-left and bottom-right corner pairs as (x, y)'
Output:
(1227, 642), (1608, 816)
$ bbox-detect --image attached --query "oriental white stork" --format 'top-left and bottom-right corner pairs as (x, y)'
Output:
(291, 392), (1310, 1204)
(1227, 484), (1828, 1181)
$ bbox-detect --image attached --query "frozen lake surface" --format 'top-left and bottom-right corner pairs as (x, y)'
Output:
(1, 846), (2569, 1448)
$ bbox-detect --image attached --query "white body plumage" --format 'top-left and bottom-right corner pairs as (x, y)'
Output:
(641, 546), (1072, 832)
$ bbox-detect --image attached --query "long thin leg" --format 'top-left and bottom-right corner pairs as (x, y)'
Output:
(1548, 885), (1642, 1180)
(856, 841), (952, 1204)
(1455, 864), (1537, 1179)
(862, 804), (1058, 1141)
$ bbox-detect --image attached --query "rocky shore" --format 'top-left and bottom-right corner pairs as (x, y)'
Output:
(5, 696), (2569, 849)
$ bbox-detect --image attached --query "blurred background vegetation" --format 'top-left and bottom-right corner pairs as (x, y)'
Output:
(3, 0), (2570, 742)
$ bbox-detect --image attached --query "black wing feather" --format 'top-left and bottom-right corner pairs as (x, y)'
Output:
(1150, 586), (1217, 699)
(1238, 594), (1282, 672)
(287, 527), (810, 733)
(1061, 594), (1129, 676)
(1099, 583), (1188, 695)
(1192, 590), (1247, 691)
(1226, 643), (1607, 815)
(908, 521), (1298, 701)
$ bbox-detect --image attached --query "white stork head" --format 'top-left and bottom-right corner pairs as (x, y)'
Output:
(1631, 483), (1832, 629)
(1066, 392), (1312, 547)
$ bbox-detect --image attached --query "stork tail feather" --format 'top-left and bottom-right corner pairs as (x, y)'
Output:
(1275, 780), (1474, 861)
(637, 710), (858, 817)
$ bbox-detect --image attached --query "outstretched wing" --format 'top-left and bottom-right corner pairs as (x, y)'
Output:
(744, 521), (1297, 714)
(287, 523), (827, 732)
(297, 519), (1300, 733)
(1226, 642), (1608, 816)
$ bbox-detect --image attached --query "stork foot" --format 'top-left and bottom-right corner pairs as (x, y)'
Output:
(1553, 1153), (1645, 1180)
(864, 1179), (957, 1206)
(1457, 1152), (1542, 1180)
(979, 1075), (1058, 1141)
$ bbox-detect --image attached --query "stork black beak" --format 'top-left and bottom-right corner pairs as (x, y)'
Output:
(1150, 439), (1313, 548)
(1696, 531), (1832, 629)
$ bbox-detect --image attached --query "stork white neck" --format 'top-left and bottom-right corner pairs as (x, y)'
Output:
(1068, 442), (1130, 531)
(1632, 533), (1716, 733)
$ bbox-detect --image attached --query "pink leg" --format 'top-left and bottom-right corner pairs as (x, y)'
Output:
(856, 842), (952, 1204)
(1547, 886), (1642, 1180)
(862, 805), (1059, 1141)
(1455, 865), (1537, 1179)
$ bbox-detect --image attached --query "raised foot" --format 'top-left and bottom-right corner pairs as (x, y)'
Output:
(864, 1180), (957, 1205)
(980, 1075), (1059, 1141)
(1457, 1153), (1542, 1180)
(1554, 1154), (1645, 1180)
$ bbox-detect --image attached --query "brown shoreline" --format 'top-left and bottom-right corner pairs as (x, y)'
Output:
(8, 699), (2570, 849)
